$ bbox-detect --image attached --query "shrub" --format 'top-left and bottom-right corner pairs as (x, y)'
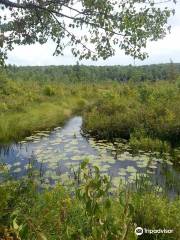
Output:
(43, 85), (55, 96)
(129, 134), (171, 153)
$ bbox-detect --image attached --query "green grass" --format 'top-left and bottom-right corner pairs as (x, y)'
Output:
(129, 134), (171, 153)
(83, 81), (180, 151)
(1, 77), (180, 152)
(0, 162), (180, 240)
(0, 79), (93, 143)
(1, 74), (180, 239)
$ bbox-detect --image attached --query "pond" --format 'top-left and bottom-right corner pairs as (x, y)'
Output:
(0, 116), (180, 195)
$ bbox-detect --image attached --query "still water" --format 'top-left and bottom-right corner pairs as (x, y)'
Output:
(0, 116), (180, 194)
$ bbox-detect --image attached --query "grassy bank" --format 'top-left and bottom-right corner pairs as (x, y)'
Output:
(1, 70), (180, 240)
(1, 76), (180, 154)
(1, 78), (180, 158)
(0, 78), (95, 143)
(83, 80), (180, 153)
(0, 162), (180, 240)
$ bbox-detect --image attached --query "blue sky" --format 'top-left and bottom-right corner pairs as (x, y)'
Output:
(7, 1), (180, 66)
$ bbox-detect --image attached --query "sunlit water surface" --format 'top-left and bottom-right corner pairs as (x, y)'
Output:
(0, 117), (180, 195)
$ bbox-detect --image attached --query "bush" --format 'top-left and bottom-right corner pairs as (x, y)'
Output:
(43, 85), (55, 96)
(132, 192), (180, 240)
(1, 162), (180, 240)
(83, 81), (180, 151)
(129, 134), (171, 153)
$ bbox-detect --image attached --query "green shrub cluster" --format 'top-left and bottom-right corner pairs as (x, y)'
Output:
(0, 162), (180, 240)
(0, 75), (100, 143)
(1, 74), (180, 152)
(43, 85), (56, 96)
(83, 81), (180, 150)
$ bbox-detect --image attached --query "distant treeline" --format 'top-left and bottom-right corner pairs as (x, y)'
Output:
(5, 62), (180, 82)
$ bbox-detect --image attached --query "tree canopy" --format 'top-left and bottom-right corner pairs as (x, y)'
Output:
(0, 0), (176, 65)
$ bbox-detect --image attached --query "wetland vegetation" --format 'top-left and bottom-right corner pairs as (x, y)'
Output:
(1, 64), (180, 239)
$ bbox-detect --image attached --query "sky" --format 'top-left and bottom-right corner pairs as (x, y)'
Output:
(6, 1), (180, 66)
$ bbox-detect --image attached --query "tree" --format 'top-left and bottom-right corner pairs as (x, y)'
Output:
(167, 59), (177, 81)
(0, 0), (176, 65)
(73, 61), (81, 81)
(0, 67), (7, 89)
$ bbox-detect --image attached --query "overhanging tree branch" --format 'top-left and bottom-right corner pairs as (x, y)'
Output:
(0, 0), (176, 65)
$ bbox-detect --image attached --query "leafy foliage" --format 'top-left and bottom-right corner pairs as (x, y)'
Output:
(83, 80), (180, 149)
(1, 66), (180, 239)
(1, 67), (180, 153)
(5, 63), (180, 83)
(0, 162), (180, 240)
(0, 0), (175, 64)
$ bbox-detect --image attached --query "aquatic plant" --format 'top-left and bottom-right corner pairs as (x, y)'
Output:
(0, 161), (180, 240)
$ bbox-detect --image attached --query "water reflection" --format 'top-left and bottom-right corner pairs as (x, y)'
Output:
(0, 116), (180, 195)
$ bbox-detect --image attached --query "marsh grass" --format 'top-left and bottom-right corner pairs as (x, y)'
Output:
(129, 135), (171, 153)
(0, 161), (180, 240)
(0, 79), (95, 143)
(1, 76), (180, 154)
(83, 81), (180, 151)
(1, 69), (180, 239)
